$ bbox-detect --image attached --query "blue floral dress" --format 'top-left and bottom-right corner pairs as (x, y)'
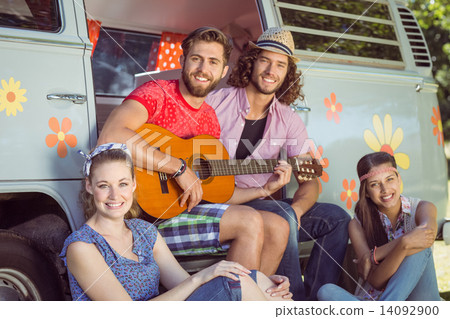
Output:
(60, 218), (160, 301)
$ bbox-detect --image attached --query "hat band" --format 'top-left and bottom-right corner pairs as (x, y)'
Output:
(256, 40), (293, 56)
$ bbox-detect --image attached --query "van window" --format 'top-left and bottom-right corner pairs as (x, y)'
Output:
(0, 0), (60, 32)
(274, 0), (404, 68)
(92, 28), (160, 96)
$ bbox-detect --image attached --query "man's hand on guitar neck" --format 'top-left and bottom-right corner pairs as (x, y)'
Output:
(262, 160), (293, 197)
(226, 160), (293, 205)
(175, 166), (203, 212)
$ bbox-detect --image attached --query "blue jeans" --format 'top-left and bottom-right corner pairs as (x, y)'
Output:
(244, 199), (350, 301)
(317, 248), (440, 301)
(186, 270), (258, 301)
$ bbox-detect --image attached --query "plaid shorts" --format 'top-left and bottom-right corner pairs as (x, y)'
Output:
(157, 203), (231, 255)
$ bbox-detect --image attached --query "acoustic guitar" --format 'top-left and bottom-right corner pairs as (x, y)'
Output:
(134, 124), (322, 219)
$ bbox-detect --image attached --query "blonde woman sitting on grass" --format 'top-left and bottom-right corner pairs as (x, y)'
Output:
(60, 143), (292, 301)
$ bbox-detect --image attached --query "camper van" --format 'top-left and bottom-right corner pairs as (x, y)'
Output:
(0, 0), (448, 300)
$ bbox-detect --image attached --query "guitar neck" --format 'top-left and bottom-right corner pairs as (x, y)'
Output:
(209, 158), (299, 176)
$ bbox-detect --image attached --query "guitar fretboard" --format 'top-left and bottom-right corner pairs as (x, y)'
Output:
(206, 158), (311, 176)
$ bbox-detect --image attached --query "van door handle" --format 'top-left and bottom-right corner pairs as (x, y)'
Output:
(47, 94), (87, 104)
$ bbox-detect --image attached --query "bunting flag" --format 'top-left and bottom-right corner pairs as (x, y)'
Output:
(87, 19), (102, 56)
(155, 32), (187, 71)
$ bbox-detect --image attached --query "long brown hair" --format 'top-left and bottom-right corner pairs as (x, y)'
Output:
(355, 152), (398, 248)
(227, 47), (304, 105)
(79, 149), (140, 220)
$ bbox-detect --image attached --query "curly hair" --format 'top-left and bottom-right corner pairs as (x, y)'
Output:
(227, 47), (304, 105)
(79, 149), (140, 220)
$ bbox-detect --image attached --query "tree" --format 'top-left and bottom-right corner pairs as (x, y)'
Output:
(408, 0), (450, 139)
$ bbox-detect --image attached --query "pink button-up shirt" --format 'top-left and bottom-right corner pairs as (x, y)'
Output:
(206, 87), (308, 189)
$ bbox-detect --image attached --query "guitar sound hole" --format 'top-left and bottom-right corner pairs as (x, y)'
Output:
(192, 158), (212, 180)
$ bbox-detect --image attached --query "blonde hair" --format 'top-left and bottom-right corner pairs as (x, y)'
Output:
(79, 149), (140, 220)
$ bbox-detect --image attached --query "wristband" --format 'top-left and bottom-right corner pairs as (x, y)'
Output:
(171, 158), (187, 179)
(373, 246), (380, 265)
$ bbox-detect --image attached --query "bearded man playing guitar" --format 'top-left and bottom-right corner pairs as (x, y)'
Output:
(206, 28), (351, 301)
(98, 27), (292, 298)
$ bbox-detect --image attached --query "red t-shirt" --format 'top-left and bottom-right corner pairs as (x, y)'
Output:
(125, 79), (220, 139)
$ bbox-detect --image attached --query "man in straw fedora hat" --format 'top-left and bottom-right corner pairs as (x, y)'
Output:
(206, 27), (351, 301)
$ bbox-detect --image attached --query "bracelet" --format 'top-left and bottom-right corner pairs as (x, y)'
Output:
(171, 158), (187, 179)
(373, 246), (380, 265)
(370, 249), (375, 265)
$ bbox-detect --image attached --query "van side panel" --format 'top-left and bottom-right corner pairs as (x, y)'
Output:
(0, 1), (90, 181)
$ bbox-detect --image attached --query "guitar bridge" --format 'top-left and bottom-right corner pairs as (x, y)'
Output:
(159, 172), (169, 194)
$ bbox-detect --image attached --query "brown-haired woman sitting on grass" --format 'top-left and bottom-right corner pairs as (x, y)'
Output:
(318, 152), (440, 301)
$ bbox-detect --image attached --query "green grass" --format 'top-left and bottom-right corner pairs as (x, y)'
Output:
(436, 148), (450, 300)
(434, 240), (450, 300)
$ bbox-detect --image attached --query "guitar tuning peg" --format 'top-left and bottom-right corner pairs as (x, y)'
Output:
(306, 168), (310, 173)
(311, 169), (315, 174)
(159, 172), (168, 181)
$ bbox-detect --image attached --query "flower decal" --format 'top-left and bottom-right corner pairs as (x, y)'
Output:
(0, 77), (27, 116)
(308, 144), (329, 194)
(340, 179), (358, 210)
(45, 117), (77, 158)
(324, 92), (342, 124)
(364, 114), (410, 170)
(431, 106), (444, 147)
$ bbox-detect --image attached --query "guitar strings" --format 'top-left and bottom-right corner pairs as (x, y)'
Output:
(191, 158), (319, 177)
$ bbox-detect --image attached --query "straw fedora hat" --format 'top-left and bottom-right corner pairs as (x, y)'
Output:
(248, 27), (299, 62)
